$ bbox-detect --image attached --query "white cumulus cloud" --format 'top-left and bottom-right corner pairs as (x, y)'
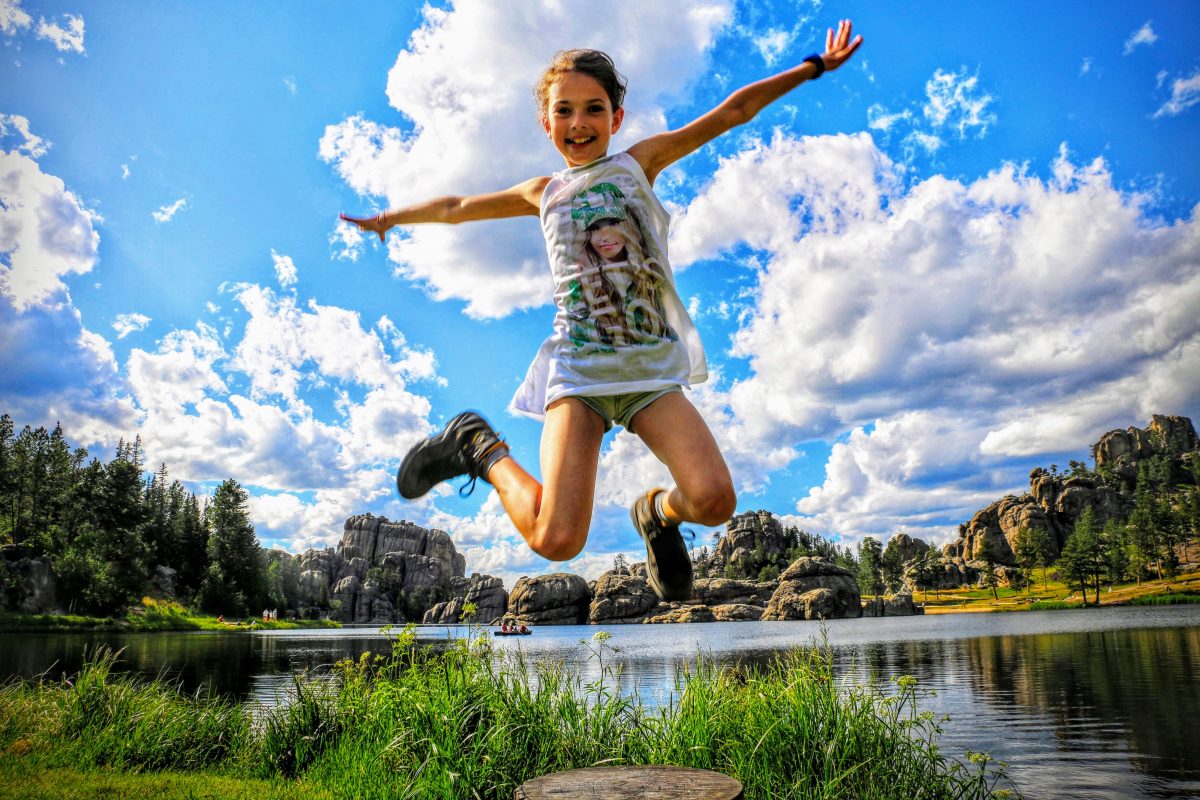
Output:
(1153, 69), (1200, 119)
(271, 250), (298, 287)
(0, 125), (100, 310)
(0, 0), (30, 35)
(923, 67), (995, 138)
(151, 197), (187, 223)
(35, 12), (84, 53)
(112, 312), (150, 339)
(1123, 21), (1157, 55)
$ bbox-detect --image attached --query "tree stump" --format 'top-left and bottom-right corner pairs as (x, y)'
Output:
(515, 765), (743, 799)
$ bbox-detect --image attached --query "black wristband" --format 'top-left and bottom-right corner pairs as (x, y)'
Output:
(803, 52), (826, 79)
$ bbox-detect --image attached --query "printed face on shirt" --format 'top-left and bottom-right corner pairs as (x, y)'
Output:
(588, 221), (627, 262)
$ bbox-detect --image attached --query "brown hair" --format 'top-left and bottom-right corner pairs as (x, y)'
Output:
(534, 49), (627, 117)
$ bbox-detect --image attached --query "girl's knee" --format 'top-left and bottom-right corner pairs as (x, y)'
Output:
(529, 523), (587, 562)
(690, 483), (737, 527)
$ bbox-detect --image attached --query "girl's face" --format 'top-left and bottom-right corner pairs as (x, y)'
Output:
(589, 223), (627, 261)
(542, 71), (624, 167)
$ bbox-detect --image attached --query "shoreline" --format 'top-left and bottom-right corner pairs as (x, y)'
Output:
(4, 569), (1196, 632)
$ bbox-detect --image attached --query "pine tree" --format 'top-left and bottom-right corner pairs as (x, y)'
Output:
(200, 479), (262, 615)
(1012, 527), (1041, 595)
(980, 539), (1000, 601)
(1058, 506), (1104, 605)
(856, 537), (884, 599)
(1102, 518), (1130, 587)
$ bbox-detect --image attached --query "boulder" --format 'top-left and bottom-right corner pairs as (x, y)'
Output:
(423, 574), (508, 624)
(508, 573), (590, 625)
(0, 546), (58, 614)
(644, 604), (716, 624)
(691, 577), (773, 607)
(297, 548), (348, 609)
(354, 578), (398, 624)
(761, 557), (861, 621)
(589, 571), (659, 624)
(887, 533), (930, 564)
(711, 603), (763, 621)
(330, 575), (361, 623)
(149, 565), (178, 599)
(862, 595), (920, 617)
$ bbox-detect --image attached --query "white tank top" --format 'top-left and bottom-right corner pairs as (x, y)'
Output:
(510, 152), (707, 420)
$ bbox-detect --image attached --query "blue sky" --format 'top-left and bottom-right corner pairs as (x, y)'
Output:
(2, 0), (1198, 588)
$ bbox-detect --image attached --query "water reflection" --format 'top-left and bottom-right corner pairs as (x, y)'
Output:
(3, 606), (1199, 799)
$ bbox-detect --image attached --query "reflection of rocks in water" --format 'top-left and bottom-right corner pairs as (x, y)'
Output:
(961, 626), (1200, 783)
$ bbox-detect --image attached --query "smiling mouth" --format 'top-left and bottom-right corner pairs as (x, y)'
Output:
(567, 136), (596, 146)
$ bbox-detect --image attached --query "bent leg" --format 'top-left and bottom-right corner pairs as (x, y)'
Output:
(488, 397), (606, 561)
(629, 392), (736, 526)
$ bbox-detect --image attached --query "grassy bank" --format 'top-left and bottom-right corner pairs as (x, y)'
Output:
(0, 629), (1019, 800)
(919, 568), (1200, 614)
(0, 598), (340, 633)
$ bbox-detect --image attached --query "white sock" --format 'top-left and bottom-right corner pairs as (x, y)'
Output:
(654, 491), (679, 525)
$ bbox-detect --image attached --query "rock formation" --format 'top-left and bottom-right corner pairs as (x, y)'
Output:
(944, 470), (1131, 567)
(709, 510), (791, 579)
(291, 514), (501, 624)
(508, 573), (590, 625)
(1093, 414), (1199, 490)
(938, 414), (1197, 587)
(761, 557), (862, 621)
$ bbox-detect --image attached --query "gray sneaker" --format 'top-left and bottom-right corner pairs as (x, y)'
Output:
(630, 489), (693, 601)
(396, 411), (508, 499)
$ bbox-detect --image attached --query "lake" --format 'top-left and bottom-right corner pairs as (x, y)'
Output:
(4, 605), (1199, 799)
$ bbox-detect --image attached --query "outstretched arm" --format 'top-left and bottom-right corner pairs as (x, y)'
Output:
(628, 19), (863, 185)
(340, 175), (550, 241)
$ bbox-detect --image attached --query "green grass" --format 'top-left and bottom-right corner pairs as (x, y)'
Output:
(1130, 592), (1200, 606)
(0, 630), (1020, 800)
(1027, 600), (1085, 611)
(0, 598), (339, 633)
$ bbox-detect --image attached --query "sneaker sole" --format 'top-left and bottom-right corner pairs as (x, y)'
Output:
(396, 420), (462, 499)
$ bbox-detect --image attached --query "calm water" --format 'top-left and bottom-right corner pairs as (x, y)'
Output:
(4, 605), (1199, 799)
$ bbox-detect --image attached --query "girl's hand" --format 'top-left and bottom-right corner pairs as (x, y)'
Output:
(339, 211), (390, 242)
(822, 19), (863, 72)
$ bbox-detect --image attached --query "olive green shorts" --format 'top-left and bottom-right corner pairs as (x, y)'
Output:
(575, 386), (682, 433)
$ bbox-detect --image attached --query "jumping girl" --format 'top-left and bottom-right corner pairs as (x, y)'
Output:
(341, 21), (863, 601)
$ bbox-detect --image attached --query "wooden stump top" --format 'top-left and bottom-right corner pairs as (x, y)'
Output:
(515, 765), (743, 799)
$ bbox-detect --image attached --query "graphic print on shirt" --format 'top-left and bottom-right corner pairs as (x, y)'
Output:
(564, 182), (678, 353)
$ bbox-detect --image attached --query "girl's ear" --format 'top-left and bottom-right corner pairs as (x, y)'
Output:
(541, 113), (551, 137)
(611, 107), (625, 134)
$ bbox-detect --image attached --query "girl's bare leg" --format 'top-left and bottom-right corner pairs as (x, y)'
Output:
(487, 397), (606, 561)
(629, 392), (736, 526)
